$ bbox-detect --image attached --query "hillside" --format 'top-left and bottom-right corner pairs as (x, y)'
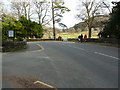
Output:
(42, 15), (110, 39)
(73, 15), (110, 32)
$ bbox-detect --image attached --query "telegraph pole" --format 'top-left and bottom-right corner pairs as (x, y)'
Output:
(52, 1), (56, 40)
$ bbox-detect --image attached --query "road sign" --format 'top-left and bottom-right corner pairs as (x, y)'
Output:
(8, 30), (14, 38)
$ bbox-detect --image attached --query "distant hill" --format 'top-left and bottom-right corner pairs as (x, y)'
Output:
(72, 15), (110, 33)
(42, 15), (110, 39)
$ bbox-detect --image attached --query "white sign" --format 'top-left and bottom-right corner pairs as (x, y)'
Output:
(8, 30), (14, 37)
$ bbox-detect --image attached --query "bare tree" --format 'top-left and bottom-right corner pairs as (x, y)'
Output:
(0, 1), (10, 15)
(77, 0), (103, 38)
(11, 1), (23, 18)
(0, 2), (3, 12)
(33, 0), (51, 25)
(10, 0), (33, 19)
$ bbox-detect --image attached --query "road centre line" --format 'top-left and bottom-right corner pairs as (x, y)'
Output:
(61, 42), (75, 43)
(74, 46), (119, 60)
(29, 43), (119, 60)
(94, 52), (119, 60)
(68, 46), (85, 51)
(60, 44), (119, 60)
(73, 46), (85, 51)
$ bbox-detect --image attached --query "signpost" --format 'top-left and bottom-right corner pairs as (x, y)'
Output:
(8, 30), (15, 41)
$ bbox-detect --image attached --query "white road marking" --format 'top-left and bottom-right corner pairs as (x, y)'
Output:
(94, 52), (119, 60)
(36, 44), (44, 51)
(76, 47), (85, 51)
(36, 56), (50, 59)
(24, 44), (44, 53)
(68, 45), (85, 51)
(61, 42), (75, 43)
(64, 44), (119, 60)
(35, 43), (119, 60)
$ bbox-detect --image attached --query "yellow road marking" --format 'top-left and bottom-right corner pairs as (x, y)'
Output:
(34, 81), (56, 89)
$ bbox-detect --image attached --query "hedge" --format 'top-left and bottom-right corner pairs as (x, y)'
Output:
(2, 41), (27, 52)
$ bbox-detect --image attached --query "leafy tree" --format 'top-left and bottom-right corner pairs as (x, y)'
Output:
(30, 21), (44, 38)
(103, 1), (120, 39)
(53, 0), (70, 24)
(2, 14), (44, 41)
(2, 14), (24, 41)
(59, 23), (68, 32)
(19, 16), (29, 38)
(52, 0), (70, 39)
(19, 16), (43, 39)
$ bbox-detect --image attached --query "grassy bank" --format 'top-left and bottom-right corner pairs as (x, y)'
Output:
(56, 31), (99, 39)
(42, 30), (99, 39)
(57, 31), (98, 39)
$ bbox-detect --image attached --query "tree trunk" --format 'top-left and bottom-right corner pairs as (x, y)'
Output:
(38, 15), (41, 25)
(52, 2), (56, 40)
(88, 27), (92, 38)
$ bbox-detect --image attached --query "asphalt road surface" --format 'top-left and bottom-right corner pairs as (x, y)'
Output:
(2, 41), (119, 88)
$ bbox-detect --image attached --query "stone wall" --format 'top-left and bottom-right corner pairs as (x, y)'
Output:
(2, 41), (27, 52)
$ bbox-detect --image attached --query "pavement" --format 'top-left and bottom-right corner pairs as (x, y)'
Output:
(2, 41), (119, 88)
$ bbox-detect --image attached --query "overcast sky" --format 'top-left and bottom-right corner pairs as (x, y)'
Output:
(0, 0), (119, 28)
(61, 0), (119, 28)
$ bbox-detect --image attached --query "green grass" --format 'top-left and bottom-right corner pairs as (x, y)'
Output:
(56, 31), (99, 39)
(42, 30), (99, 39)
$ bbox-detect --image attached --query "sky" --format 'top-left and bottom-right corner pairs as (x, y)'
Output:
(0, 0), (119, 28)
(61, 0), (119, 28)
(60, 0), (79, 28)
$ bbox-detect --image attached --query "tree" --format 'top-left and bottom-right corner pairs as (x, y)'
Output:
(33, 0), (51, 25)
(10, 0), (33, 20)
(33, 22), (44, 38)
(52, 0), (70, 39)
(33, 0), (70, 39)
(19, 16), (43, 39)
(59, 23), (68, 32)
(0, 1), (10, 16)
(0, 2), (3, 14)
(2, 14), (24, 41)
(53, 0), (70, 24)
(2, 14), (44, 41)
(103, 1), (120, 39)
(77, 0), (103, 38)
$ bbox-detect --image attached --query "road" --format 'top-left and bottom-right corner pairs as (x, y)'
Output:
(2, 41), (119, 88)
